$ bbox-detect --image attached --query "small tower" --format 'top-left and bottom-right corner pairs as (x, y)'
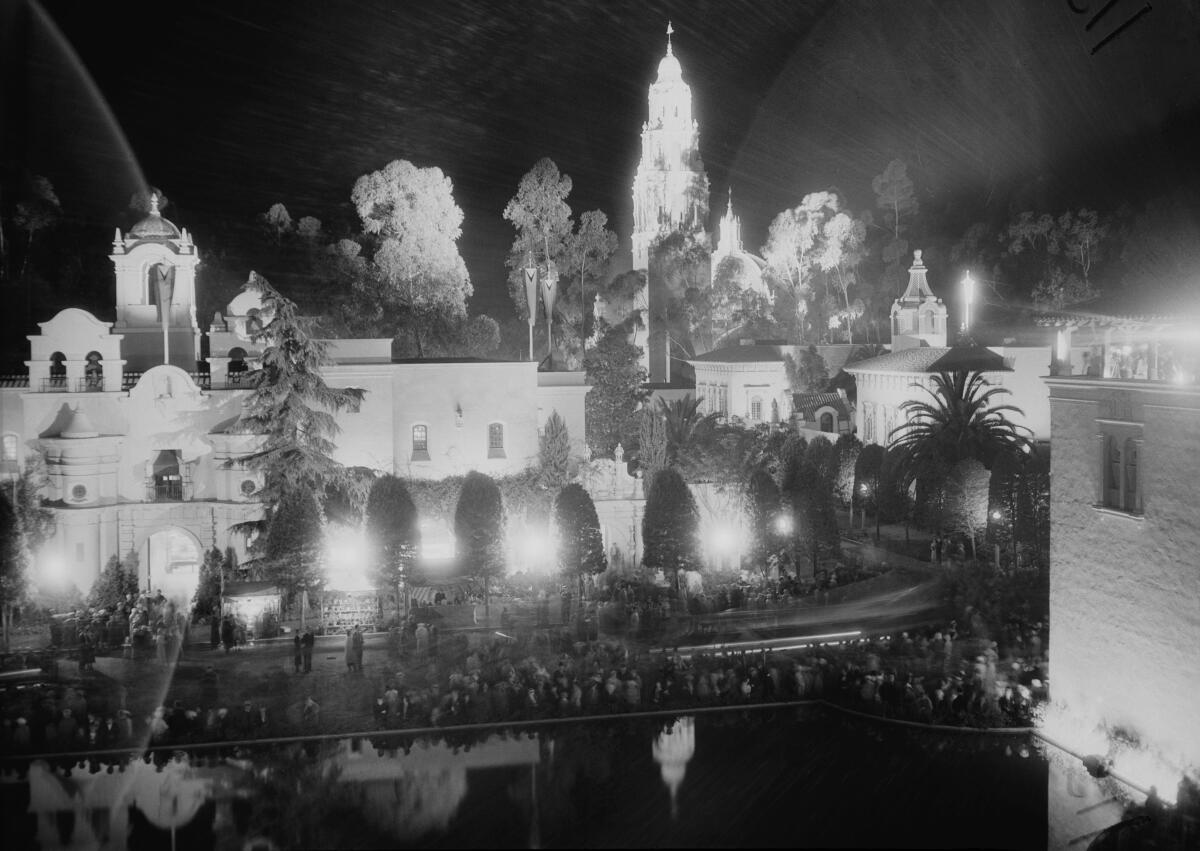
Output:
(109, 192), (202, 373)
(889, 250), (948, 351)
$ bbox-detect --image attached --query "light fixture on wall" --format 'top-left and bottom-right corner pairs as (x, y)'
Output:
(455, 404), (464, 428)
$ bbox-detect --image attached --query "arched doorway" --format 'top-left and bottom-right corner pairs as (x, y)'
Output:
(139, 527), (202, 606)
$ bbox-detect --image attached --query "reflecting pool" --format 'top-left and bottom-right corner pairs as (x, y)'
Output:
(2, 704), (1050, 849)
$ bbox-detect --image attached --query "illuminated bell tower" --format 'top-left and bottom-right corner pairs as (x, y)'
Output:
(631, 22), (709, 272)
(889, 249), (948, 351)
(110, 193), (202, 372)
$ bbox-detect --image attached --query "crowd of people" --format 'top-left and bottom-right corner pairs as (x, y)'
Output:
(43, 591), (190, 666)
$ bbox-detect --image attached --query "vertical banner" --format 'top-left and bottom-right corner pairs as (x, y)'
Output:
(523, 265), (539, 325)
(541, 262), (559, 362)
(523, 263), (538, 362)
(154, 263), (176, 365)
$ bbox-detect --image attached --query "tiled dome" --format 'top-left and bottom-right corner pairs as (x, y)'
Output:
(129, 193), (181, 240)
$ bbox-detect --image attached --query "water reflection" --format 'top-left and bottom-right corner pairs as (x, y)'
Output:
(652, 717), (695, 819)
(3, 706), (1050, 849)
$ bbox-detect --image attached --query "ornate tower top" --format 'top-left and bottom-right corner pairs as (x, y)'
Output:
(667, 20), (674, 53)
(890, 249), (947, 350)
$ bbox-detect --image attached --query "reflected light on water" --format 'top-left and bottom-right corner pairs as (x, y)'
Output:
(652, 717), (696, 820)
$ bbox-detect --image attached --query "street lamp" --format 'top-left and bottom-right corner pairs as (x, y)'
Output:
(961, 271), (975, 336)
(773, 513), (792, 536)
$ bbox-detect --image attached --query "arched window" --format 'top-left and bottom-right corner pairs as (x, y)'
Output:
(1, 433), (18, 475)
(84, 351), (103, 391)
(412, 424), (429, 460)
(488, 423), (505, 458)
(48, 352), (67, 390)
(820, 412), (835, 433)
(153, 450), (183, 501)
(749, 397), (763, 421)
(227, 347), (247, 386)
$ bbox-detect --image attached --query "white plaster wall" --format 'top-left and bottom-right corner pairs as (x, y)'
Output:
(1048, 381), (1200, 770)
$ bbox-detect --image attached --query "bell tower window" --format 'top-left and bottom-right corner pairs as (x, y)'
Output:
(153, 449), (183, 501)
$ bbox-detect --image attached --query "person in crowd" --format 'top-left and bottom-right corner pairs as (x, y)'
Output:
(352, 625), (365, 672)
(301, 628), (315, 673)
(221, 616), (235, 654)
(293, 633), (303, 673)
(344, 627), (356, 672)
(201, 665), (219, 708)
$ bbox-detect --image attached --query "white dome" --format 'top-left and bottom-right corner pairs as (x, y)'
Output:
(656, 52), (682, 82)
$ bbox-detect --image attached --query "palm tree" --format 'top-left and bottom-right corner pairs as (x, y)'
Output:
(890, 370), (1032, 489)
(657, 394), (715, 465)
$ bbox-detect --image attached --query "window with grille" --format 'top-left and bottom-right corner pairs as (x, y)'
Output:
(488, 423), (505, 458)
(412, 424), (430, 461)
(750, 397), (763, 421)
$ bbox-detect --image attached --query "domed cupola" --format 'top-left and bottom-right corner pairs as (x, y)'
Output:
(110, 190), (202, 372)
(656, 26), (683, 82)
(128, 193), (182, 241)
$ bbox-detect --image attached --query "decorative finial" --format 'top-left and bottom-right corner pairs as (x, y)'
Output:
(666, 20), (674, 54)
(913, 249), (923, 265)
(726, 186), (733, 215)
(149, 192), (160, 215)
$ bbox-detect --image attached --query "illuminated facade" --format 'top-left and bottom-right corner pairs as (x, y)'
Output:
(0, 210), (586, 599)
(846, 251), (1063, 446)
(1042, 306), (1200, 779)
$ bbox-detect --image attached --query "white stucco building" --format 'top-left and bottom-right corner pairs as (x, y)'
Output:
(845, 250), (1073, 446)
(1040, 302), (1200, 784)
(0, 204), (587, 601)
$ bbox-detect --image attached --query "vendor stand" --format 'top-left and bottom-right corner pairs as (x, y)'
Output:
(220, 582), (282, 640)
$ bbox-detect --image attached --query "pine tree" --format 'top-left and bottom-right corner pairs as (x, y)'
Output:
(538, 411), (572, 491)
(554, 483), (607, 600)
(192, 547), (228, 619)
(854, 443), (885, 538)
(454, 471), (505, 618)
(642, 468), (700, 591)
(232, 272), (365, 591)
(88, 552), (141, 612)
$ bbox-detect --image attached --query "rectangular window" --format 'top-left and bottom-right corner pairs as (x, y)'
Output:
(2, 434), (18, 461)
(1099, 432), (1142, 516)
(750, 398), (763, 421)
(488, 423), (505, 458)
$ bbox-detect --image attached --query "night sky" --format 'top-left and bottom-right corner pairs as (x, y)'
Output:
(6, 0), (1200, 319)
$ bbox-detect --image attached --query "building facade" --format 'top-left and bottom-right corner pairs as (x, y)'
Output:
(1042, 308), (1200, 777)
(0, 207), (587, 602)
(846, 250), (1064, 446)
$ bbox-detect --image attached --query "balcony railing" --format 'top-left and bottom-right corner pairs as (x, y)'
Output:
(77, 376), (106, 392)
(154, 479), (184, 501)
(40, 377), (69, 392)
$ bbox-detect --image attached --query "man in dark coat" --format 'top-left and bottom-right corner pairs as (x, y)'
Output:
(220, 616), (235, 654)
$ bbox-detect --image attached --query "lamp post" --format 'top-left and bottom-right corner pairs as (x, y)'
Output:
(961, 271), (975, 337)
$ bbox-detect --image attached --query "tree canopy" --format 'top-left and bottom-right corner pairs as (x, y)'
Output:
(554, 483), (607, 587)
(584, 320), (649, 458)
(453, 471), (505, 614)
(642, 467), (701, 581)
(365, 475), (421, 603)
(350, 159), (473, 356)
(891, 370), (1032, 484)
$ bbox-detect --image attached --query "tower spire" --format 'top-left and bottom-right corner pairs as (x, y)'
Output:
(726, 186), (733, 216)
(666, 20), (674, 55)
